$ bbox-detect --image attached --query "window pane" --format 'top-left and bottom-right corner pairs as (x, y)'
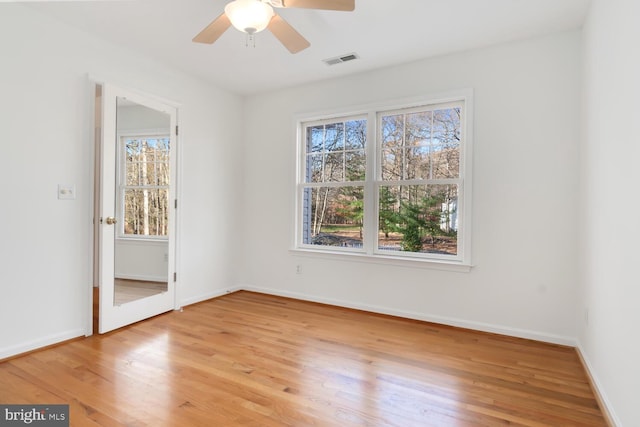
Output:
(125, 139), (140, 185)
(381, 148), (402, 181)
(405, 111), (432, 147)
(126, 140), (140, 158)
(142, 142), (156, 161)
(126, 161), (141, 186)
(123, 188), (169, 236)
(378, 184), (458, 255)
(325, 152), (344, 181)
(433, 108), (461, 145)
(381, 147), (431, 180)
(406, 146), (431, 179)
(325, 123), (344, 151)
(432, 108), (461, 178)
(308, 126), (325, 153)
(345, 150), (366, 181)
(381, 115), (403, 148)
(431, 143), (460, 179)
(148, 137), (170, 153)
(156, 162), (170, 186)
(306, 153), (323, 183)
(302, 186), (364, 248)
(345, 119), (367, 150)
(145, 161), (158, 186)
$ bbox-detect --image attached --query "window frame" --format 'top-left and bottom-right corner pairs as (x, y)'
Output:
(116, 130), (171, 241)
(294, 90), (473, 269)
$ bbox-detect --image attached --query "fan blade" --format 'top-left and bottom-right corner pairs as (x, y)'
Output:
(282, 0), (354, 11)
(268, 14), (310, 54)
(193, 13), (231, 44)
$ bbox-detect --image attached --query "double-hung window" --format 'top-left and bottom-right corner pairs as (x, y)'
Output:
(118, 134), (171, 239)
(296, 93), (472, 266)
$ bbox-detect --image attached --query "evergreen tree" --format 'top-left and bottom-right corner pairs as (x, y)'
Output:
(379, 186), (398, 238)
(394, 192), (449, 252)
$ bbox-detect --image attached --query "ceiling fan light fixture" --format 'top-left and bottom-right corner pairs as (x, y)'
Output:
(225, 0), (274, 35)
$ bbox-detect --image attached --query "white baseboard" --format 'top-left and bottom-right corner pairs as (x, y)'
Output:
(240, 284), (577, 346)
(0, 328), (86, 361)
(576, 344), (620, 427)
(179, 285), (242, 308)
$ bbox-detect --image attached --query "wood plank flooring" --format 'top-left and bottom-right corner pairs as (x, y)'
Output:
(1, 291), (606, 426)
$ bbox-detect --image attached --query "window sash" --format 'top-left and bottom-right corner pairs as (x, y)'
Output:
(374, 182), (461, 259)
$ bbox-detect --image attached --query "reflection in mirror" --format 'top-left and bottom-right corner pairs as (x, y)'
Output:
(114, 97), (170, 305)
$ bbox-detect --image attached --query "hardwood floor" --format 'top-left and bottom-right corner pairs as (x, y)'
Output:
(1, 291), (606, 426)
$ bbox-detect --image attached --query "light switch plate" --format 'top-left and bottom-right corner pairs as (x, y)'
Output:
(58, 184), (76, 200)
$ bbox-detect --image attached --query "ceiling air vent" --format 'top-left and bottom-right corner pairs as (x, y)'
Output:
(323, 53), (359, 66)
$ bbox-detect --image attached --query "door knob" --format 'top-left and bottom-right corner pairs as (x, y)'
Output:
(105, 216), (117, 225)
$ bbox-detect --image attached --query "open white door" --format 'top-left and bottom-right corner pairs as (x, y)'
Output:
(98, 83), (178, 333)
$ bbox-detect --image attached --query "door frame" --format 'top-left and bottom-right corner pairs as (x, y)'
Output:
(88, 78), (182, 335)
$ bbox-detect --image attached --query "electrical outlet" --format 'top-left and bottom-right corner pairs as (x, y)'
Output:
(296, 265), (302, 274)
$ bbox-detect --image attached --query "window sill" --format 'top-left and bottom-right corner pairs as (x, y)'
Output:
(289, 248), (472, 272)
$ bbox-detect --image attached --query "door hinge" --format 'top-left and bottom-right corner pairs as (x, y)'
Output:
(175, 125), (179, 136)
(174, 199), (178, 209)
(173, 272), (177, 282)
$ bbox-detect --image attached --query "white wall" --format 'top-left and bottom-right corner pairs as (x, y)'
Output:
(580, 0), (640, 425)
(0, 5), (243, 358)
(114, 240), (167, 282)
(240, 32), (582, 344)
(117, 103), (171, 132)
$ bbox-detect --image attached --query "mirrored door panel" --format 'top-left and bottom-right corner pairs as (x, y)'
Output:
(114, 98), (170, 305)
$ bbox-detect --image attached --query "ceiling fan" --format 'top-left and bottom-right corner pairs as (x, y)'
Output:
(193, 0), (355, 54)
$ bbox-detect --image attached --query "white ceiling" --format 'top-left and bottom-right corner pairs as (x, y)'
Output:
(21, 0), (590, 95)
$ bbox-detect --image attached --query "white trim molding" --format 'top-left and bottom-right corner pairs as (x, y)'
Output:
(576, 344), (620, 427)
(0, 329), (85, 361)
(240, 284), (576, 346)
